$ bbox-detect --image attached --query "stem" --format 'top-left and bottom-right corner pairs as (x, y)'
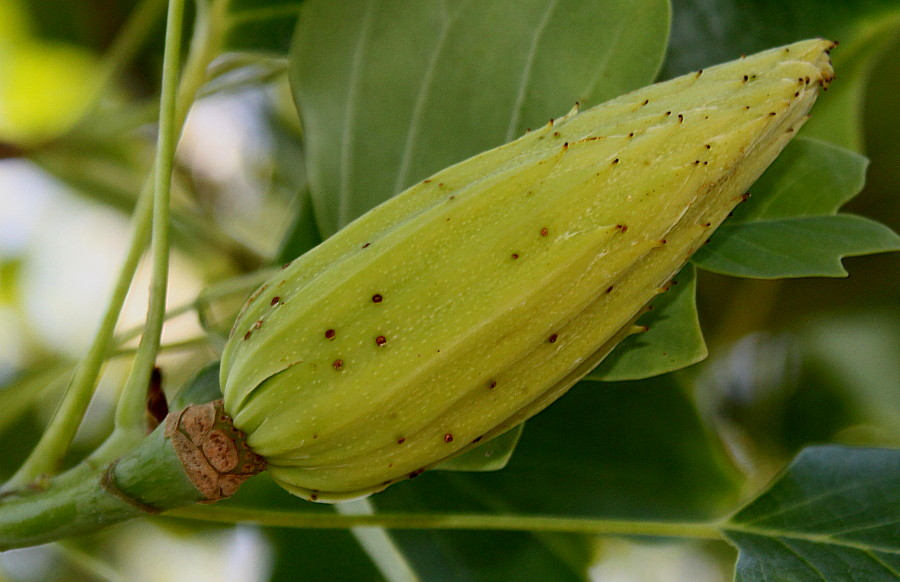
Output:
(0, 426), (203, 551)
(0, 401), (264, 551)
(113, 0), (186, 444)
(166, 506), (725, 540)
(336, 499), (420, 582)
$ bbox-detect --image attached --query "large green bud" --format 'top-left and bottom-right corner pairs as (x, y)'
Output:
(220, 39), (835, 502)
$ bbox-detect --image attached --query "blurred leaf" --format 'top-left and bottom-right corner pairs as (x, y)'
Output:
(723, 445), (900, 582)
(222, 0), (303, 55)
(799, 309), (900, 442)
(267, 527), (385, 582)
(275, 188), (322, 263)
(693, 138), (900, 278)
(589, 264), (707, 381)
(436, 424), (524, 473)
(664, 0), (900, 151)
(169, 361), (222, 410)
(290, 0), (670, 235)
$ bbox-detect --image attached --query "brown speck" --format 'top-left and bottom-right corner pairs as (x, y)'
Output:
(693, 160), (700, 166)
(511, 253), (519, 259)
(310, 494), (318, 501)
(744, 105), (751, 110)
(769, 111), (777, 117)
(397, 437), (406, 444)
(702, 222), (712, 227)
(677, 114), (684, 122)
(740, 192), (751, 201)
(423, 179), (432, 183)
(642, 99), (649, 106)
(332, 359), (344, 370)
(553, 131), (561, 137)
(696, 69), (703, 77)
(606, 286), (614, 294)
(705, 144), (711, 149)
(362, 242), (371, 249)
(271, 296), (281, 306)
(243, 330), (252, 341)
(664, 111), (671, 116)
(628, 132), (634, 138)
(375, 335), (387, 346)
(473, 436), (483, 443)
(409, 469), (424, 479)
(548, 333), (558, 343)
(702, 161), (708, 166)
(540, 227), (549, 237)
(325, 329), (336, 340)
(281, 262), (291, 270)
(372, 294), (383, 303)
(742, 75), (749, 82)
(254, 320), (263, 330)
(794, 91), (800, 97)
(438, 182), (445, 188)
(612, 158), (619, 164)
(443, 433), (454, 443)
(312, 434), (318, 439)
(659, 239), (668, 245)
(489, 380), (497, 389)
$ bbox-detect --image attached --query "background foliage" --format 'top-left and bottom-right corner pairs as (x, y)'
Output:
(0, 0), (897, 580)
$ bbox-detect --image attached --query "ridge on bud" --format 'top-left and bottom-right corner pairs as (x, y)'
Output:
(220, 39), (836, 502)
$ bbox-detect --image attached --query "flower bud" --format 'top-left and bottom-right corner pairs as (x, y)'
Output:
(221, 39), (835, 501)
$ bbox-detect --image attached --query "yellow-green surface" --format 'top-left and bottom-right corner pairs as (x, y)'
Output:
(221, 39), (835, 501)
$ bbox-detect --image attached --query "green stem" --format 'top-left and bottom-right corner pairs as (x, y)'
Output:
(0, 425), (206, 551)
(166, 506), (725, 540)
(113, 0), (186, 443)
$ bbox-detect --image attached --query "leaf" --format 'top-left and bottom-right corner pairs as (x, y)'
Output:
(663, 0), (900, 151)
(694, 216), (900, 279)
(221, 0), (303, 55)
(692, 138), (900, 278)
(289, 0), (670, 235)
(588, 264), (707, 381)
(378, 374), (742, 521)
(723, 445), (900, 582)
(436, 424), (524, 472)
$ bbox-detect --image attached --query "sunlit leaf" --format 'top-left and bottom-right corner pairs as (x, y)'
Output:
(723, 445), (900, 582)
(290, 0), (670, 235)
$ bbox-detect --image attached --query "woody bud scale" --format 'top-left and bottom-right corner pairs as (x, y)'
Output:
(220, 40), (836, 501)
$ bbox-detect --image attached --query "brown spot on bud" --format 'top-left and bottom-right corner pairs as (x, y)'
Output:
(511, 253), (520, 260)
(612, 158), (619, 164)
(473, 436), (483, 443)
(397, 437), (406, 444)
(540, 227), (549, 237)
(332, 359), (344, 370)
(254, 320), (263, 330)
(372, 294), (383, 303)
(243, 330), (252, 341)
(362, 242), (371, 248)
(548, 333), (558, 343)
(489, 380), (497, 389)
(375, 335), (387, 346)
(443, 433), (454, 443)
(325, 329), (336, 340)
(409, 469), (424, 479)
(606, 286), (614, 294)
(270, 296), (281, 306)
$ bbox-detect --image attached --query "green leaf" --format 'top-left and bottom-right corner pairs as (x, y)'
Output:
(221, 0), (303, 54)
(588, 264), (707, 381)
(378, 374), (742, 521)
(664, 0), (900, 151)
(723, 445), (900, 582)
(692, 138), (900, 278)
(289, 0), (670, 235)
(436, 424), (524, 472)
(694, 215), (900, 279)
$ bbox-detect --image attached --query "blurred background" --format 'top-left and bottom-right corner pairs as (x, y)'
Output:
(0, 0), (897, 580)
